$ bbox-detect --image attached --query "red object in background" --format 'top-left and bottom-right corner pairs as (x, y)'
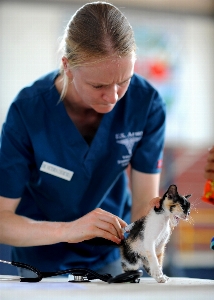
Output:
(202, 180), (214, 205)
(149, 61), (169, 81)
(134, 59), (170, 82)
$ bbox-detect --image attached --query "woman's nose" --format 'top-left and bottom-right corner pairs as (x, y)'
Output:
(102, 85), (119, 104)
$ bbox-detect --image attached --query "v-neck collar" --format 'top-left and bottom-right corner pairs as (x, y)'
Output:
(45, 71), (116, 164)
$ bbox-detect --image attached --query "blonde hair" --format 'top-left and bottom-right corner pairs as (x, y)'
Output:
(59, 1), (136, 100)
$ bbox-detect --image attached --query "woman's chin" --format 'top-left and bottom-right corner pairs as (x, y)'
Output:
(93, 104), (116, 114)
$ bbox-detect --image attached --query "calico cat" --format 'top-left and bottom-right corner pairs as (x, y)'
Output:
(120, 184), (191, 283)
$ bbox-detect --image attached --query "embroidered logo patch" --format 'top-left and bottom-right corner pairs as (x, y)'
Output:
(116, 131), (143, 155)
(40, 161), (74, 181)
(115, 131), (143, 166)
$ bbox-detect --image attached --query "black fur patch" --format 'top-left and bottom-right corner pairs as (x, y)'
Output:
(143, 265), (151, 275)
(154, 197), (165, 214)
(121, 240), (140, 264)
(128, 218), (146, 241)
(180, 196), (191, 215)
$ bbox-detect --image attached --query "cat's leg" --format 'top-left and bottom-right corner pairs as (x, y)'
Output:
(121, 259), (141, 272)
(121, 250), (142, 272)
(140, 256), (151, 276)
(156, 245), (169, 282)
(157, 246), (164, 267)
(120, 245), (141, 272)
(143, 244), (168, 283)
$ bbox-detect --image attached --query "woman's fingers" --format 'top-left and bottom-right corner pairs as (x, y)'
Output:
(149, 197), (161, 208)
(208, 146), (214, 153)
(94, 208), (127, 240)
(142, 197), (161, 216)
(65, 208), (127, 244)
(92, 224), (122, 244)
(205, 167), (214, 180)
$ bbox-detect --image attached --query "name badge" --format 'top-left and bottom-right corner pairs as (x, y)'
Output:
(40, 161), (74, 181)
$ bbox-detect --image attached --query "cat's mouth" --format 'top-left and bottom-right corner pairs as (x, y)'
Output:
(174, 214), (188, 221)
(173, 216), (180, 224)
(172, 215), (184, 226)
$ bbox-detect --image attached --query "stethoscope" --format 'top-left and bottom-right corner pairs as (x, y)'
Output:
(0, 259), (143, 283)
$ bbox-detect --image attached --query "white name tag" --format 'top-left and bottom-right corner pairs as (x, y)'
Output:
(40, 161), (74, 181)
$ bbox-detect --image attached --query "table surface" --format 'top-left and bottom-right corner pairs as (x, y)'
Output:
(0, 275), (214, 300)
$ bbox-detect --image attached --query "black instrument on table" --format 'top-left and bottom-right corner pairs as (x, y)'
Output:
(0, 259), (143, 284)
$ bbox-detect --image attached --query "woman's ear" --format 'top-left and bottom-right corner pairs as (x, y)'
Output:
(62, 56), (73, 79)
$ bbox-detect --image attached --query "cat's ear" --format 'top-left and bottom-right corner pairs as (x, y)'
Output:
(185, 194), (191, 199)
(167, 184), (178, 195)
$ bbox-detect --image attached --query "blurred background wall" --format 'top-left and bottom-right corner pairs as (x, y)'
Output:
(0, 0), (214, 278)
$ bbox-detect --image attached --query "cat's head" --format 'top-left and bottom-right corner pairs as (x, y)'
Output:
(155, 184), (191, 222)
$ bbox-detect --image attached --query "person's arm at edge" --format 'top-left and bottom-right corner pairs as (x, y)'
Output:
(204, 146), (214, 181)
(130, 168), (160, 222)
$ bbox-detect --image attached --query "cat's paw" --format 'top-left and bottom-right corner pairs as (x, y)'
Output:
(156, 274), (169, 283)
(151, 269), (168, 283)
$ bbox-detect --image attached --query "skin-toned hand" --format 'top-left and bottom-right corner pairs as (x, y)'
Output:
(133, 197), (161, 225)
(204, 146), (214, 181)
(142, 196), (161, 216)
(64, 208), (128, 245)
(149, 196), (161, 209)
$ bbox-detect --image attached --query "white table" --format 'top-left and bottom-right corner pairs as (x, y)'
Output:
(0, 276), (213, 300)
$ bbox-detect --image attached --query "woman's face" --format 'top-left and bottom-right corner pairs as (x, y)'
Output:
(69, 52), (136, 114)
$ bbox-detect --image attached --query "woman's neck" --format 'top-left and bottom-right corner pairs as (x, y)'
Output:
(55, 74), (103, 144)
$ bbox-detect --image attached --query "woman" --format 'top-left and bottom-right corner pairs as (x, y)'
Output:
(0, 2), (165, 276)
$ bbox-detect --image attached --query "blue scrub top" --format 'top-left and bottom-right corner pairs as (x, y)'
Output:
(0, 70), (166, 272)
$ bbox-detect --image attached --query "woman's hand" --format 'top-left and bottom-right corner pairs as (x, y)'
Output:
(204, 146), (214, 181)
(142, 196), (161, 215)
(63, 208), (128, 245)
(149, 196), (161, 209)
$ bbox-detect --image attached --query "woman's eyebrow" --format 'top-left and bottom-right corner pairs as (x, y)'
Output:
(88, 75), (133, 86)
(118, 75), (133, 84)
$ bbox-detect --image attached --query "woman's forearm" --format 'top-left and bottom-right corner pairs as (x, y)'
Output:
(0, 207), (127, 247)
(0, 211), (66, 247)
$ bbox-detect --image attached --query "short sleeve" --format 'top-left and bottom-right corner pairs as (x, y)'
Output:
(130, 90), (166, 173)
(0, 103), (33, 198)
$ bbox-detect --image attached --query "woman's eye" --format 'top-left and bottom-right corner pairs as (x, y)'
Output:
(119, 79), (130, 87)
(92, 85), (103, 89)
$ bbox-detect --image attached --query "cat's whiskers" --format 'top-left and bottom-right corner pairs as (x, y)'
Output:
(189, 197), (200, 212)
(186, 215), (195, 225)
(181, 195), (199, 225)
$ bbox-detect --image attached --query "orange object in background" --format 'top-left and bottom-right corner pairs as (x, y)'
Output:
(202, 180), (214, 205)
